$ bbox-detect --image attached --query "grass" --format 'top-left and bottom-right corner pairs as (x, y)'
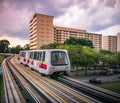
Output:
(97, 81), (120, 94)
(0, 75), (4, 103)
(0, 55), (5, 63)
(0, 55), (5, 103)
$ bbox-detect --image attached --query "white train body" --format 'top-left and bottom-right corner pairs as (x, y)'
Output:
(19, 50), (29, 65)
(19, 49), (70, 75)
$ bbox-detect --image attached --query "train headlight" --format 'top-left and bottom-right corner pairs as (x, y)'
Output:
(50, 67), (55, 70)
(39, 62), (47, 69)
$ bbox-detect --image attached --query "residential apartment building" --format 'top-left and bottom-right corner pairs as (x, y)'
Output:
(54, 26), (102, 50)
(54, 26), (87, 43)
(117, 33), (120, 52)
(103, 35), (117, 52)
(29, 13), (54, 49)
(29, 13), (102, 50)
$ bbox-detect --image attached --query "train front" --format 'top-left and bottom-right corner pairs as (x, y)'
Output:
(47, 50), (70, 76)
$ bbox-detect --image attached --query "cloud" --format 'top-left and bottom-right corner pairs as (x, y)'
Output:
(0, 0), (33, 39)
(96, 25), (120, 35)
(54, 0), (120, 32)
(0, 0), (120, 46)
(54, 5), (93, 30)
(0, 34), (29, 47)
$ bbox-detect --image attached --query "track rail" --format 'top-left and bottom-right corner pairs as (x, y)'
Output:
(11, 56), (62, 103)
(9, 55), (52, 103)
(14, 55), (100, 103)
(2, 56), (24, 103)
(2, 55), (105, 103)
(2, 55), (46, 103)
(57, 76), (120, 103)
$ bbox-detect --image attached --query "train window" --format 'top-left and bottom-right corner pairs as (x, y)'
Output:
(37, 52), (42, 61)
(34, 52), (37, 60)
(36, 52), (39, 60)
(20, 51), (27, 57)
(51, 51), (69, 66)
(19, 52), (22, 56)
(22, 52), (26, 57)
(42, 51), (45, 62)
(20, 52), (23, 57)
(30, 52), (33, 59)
(21, 52), (24, 57)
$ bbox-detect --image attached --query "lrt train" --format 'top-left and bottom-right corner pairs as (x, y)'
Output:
(19, 49), (70, 76)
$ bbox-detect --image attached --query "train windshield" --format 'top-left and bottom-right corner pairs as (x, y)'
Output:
(51, 51), (69, 66)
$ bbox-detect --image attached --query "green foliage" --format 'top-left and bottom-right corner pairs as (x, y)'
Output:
(0, 75), (4, 103)
(57, 45), (95, 67)
(9, 45), (24, 54)
(64, 37), (93, 48)
(82, 46), (96, 66)
(0, 55), (5, 65)
(57, 44), (73, 51)
(23, 40), (120, 74)
(0, 39), (10, 53)
(24, 44), (30, 50)
(117, 52), (120, 67)
(41, 43), (120, 72)
(100, 49), (112, 54)
(64, 37), (78, 45)
(100, 51), (118, 67)
(98, 81), (120, 94)
(40, 43), (59, 49)
(0, 39), (30, 54)
(67, 45), (83, 67)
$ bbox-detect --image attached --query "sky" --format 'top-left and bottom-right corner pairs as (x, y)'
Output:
(0, 0), (120, 47)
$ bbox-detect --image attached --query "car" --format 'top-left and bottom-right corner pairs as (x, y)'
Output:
(70, 67), (77, 72)
(100, 68), (113, 75)
(89, 77), (101, 84)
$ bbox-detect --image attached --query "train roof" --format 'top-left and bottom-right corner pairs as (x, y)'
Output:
(19, 49), (67, 52)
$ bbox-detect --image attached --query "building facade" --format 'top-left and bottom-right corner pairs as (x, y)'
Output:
(29, 13), (102, 50)
(29, 13), (54, 49)
(54, 26), (87, 43)
(117, 33), (120, 52)
(103, 36), (117, 52)
(54, 26), (102, 50)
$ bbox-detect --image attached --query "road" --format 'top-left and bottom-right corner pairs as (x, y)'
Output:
(77, 74), (120, 83)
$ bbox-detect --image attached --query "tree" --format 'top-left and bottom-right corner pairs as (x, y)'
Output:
(64, 37), (78, 45)
(57, 44), (96, 75)
(9, 45), (23, 54)
(78, 38), (93, 48)
(117, 52), (120, 69)
(81, 46), (96, 75)
(91, 50), (100, 74)
(0, 39), (10, 53)
(56, 44), (72, 51)
(64, 37), (93, 48)
(99, 50), (117, 67)
(57, 44), (83, 75)
(68, 45), (83, 75)
(24, 44), (30, 50)
(40, 43), (59, 49)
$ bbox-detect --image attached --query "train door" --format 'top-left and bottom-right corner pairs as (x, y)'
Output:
(33, 51), (39, 71)
(28, 51), (34, 68)
(22, 51), (27, 65)
(38, 51), (47, 75)
(36, 51), (42, 72)
(19, 51), (24, 64)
